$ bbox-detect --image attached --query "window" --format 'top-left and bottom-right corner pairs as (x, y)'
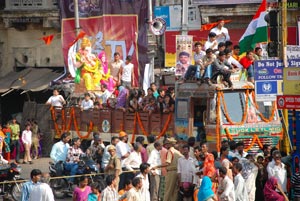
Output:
(176, 99), (188, 119)
(220, 92), (245, 124)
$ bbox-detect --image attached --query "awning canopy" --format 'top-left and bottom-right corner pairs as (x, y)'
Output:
(0, 68), (63, 93)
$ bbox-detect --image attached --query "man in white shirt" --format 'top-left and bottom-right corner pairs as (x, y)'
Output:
(147, 142), (162, 201)
(80, 92), (94, 111)
(124, 142), (142, 171)
(210, 17), (230, 44)
(233, 162), (249, 201)
(241, 155), (258, 201)
(204, 32), (218, 51)
(95, 83), (112, 108)
(119, 55), (134, 88)
(218, 166), (235, 201)
(28, 173), (54, 201)
(46, 88), (66, 108)
(224, 48), (243, 70)
(116, 131), (131, 189)
(127, 177), (143, 201)
(177, 144), (195, 201)
(267, 150), (287, 193)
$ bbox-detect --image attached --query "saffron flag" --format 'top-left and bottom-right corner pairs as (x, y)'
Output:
(239, 0), (268, 54)
(68, 31), (86, 48)
(200, 20), (232, 31)
(41, 34), (54, 45)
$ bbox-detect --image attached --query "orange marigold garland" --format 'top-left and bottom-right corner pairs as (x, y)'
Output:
(70, 108), (91, 139)
(224, 127), (233, 141)
(156, 113), (173, 140)
(244, 134), (264, 152)
(50, 106), (61, 136)
(136, 113), (149, 136)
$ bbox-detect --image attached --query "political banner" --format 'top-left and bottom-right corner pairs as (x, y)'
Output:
(175, 35), (193, 77)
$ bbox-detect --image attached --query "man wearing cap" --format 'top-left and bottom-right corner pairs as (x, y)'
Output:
(101, 136), (120, 171)
(162, 137), (183, 201)
(116, 131), (131, 190)
(105, 145), (122, 191)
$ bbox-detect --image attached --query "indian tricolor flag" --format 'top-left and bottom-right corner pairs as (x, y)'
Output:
(239, 0), (268, 54)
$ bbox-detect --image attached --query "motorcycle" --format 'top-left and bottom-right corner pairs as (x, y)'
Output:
(0, 162), (24, 201)
(49, 154), (106, 199)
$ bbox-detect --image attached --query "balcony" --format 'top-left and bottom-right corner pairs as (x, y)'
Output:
(5, 0), (58, 10)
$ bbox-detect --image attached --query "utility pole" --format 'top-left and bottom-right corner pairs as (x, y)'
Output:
(281, 0), (290, 153)
(181, 0), (188, 35)
(74, 0), (80, 36)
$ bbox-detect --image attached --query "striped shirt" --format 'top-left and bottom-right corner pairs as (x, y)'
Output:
(291, 172), (300, 198)
(101, 186), (118, 201)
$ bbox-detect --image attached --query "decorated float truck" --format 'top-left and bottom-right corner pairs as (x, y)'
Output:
(175, 79), (282, 152)
(50, 79), (282, 152)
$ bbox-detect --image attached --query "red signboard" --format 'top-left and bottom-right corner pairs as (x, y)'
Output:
(277, 95), (300, 109)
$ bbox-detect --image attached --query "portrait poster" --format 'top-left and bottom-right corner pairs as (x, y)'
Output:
(175, 35), (193, 76)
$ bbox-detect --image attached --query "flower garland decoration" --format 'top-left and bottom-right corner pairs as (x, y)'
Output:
(156, 113), (173, 140)
(136, 112), (149, 136)
(220, 89), (249, 125)
(50, 106), (60, 136)
(50, 106), (66, 137)
(244, 134), (263, 152)
(225, 127), (264, 152)
(69, 108), (92, 139)
(224, 127), (233, 141)
(216, 91), (221, 152)
(251, 91), (276, 122)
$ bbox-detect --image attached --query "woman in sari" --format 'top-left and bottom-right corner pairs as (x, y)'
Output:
(263, 177), (289, 201)
(198, 176), (218, 201)
(98, 51), (115, 91)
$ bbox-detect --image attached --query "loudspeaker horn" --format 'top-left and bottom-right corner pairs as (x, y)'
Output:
(150, 18), (166, 35)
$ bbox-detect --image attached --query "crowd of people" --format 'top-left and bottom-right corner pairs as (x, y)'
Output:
(47, 81), (176, 115)
(176, 17), (264, 88)
(0, 118), (41, 165)
(40, 130), (298, 201)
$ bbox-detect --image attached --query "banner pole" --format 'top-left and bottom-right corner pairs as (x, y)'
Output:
(74, 0), (80, 36)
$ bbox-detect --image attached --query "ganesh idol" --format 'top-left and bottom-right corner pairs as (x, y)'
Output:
(72, 37), (102, 91)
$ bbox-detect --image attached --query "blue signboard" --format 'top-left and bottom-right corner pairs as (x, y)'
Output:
(255, 80), (278, 101)
(154, 6), (171, 29)
(288, 59), (300, 67)
(254, 60), (284, 81)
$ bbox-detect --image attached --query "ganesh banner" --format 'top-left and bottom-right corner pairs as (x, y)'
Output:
(62, 15), (139, 93)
